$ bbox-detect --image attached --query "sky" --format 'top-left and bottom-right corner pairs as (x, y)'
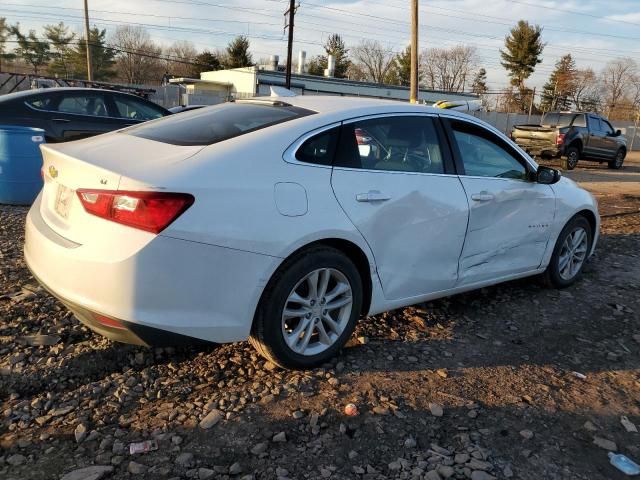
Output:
(2, 0), (640, 96)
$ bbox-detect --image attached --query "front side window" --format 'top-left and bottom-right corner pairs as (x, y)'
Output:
(451, 122), (527, 180)
(113, 96), (165, 121)
(57, 93), (108, 117)
(601, 119), (615, 135)
(334, 116), (446, 174)
(126, 102), (315, 146)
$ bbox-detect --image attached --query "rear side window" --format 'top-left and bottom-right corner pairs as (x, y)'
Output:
(126, 102), (315, 146)
(295, 127), (339, 165)
(572, 114), (586, 127)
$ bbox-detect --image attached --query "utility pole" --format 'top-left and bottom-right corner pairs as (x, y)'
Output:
(83, 0), (93, 82)
(409, 0), (419, 103)
(284, 0), (296, 90)
(528, 87), (536, 121)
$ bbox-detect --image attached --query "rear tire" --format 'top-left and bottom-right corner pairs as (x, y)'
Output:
(250, 246), (363, 369)
(543, 215), (592, 288)
(608, 148), (625, 169)
(563, 146), (580, 170)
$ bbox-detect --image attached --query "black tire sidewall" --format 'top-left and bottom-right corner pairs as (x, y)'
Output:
(609, 149), (625, 169)
(546, 216), (592, 288)
(565, 147), (579, 170)
(255, 248), (363, 369)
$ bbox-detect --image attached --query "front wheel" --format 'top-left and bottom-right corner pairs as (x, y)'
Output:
(250, 246), (363, 369)
(563, 146), (580, 170)
(608, 149), (625, 169)
(543, 216), (592, 288)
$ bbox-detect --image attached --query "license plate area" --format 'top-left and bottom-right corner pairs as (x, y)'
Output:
(54, 183), (74, 219)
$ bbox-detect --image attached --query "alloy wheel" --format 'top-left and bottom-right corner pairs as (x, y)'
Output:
(558, 227), (588, 281)
(567, 151), (578, 169)
(281, 268), (353, 356)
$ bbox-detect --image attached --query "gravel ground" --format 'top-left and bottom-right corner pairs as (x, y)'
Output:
(1, 156), (639, 480)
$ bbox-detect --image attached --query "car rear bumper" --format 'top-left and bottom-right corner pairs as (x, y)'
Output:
(513, 140), (563, 158)
(24, 194), (278, 345)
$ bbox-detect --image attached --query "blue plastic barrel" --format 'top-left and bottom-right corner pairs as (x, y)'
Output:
(0, 125), (46, 205)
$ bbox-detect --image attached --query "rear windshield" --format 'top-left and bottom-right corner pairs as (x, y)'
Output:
(542, 113), (575, 127)
(125, 102), (315, 146)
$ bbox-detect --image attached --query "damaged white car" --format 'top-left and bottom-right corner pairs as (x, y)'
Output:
(25, 95), (599, 368)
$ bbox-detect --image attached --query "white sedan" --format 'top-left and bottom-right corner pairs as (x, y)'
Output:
(25, 96), (599, 368)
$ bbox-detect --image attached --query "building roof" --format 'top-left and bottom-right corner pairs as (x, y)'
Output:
(256, 69), (479, 99)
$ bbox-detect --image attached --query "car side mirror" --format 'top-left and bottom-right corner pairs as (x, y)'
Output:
(616, 129), (622, 136)
(537, 166), (561, 185)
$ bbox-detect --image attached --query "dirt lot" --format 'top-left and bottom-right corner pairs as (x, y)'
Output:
(1, 154), (639, 480)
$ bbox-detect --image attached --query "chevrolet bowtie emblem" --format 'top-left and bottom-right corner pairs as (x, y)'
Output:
(48, 165), (58, 178)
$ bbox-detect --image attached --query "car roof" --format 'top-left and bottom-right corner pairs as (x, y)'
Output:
(0, 87), (154, 102)
(257, 95), (452, 117)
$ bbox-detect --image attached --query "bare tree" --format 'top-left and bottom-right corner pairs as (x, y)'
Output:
(350, 40), (395, 84)
(164, 40), (198, 77)
(111, 25), (164, 85)
(601, 58), (637, 116)
(420, 45), (478, 92)
(571, 68), (600, 111)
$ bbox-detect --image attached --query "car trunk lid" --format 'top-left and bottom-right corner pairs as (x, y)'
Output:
(38, 132), (203, 244)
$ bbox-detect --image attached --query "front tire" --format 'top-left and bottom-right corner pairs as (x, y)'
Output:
(563, 146), (580, 170)
(250, 246), (363, 369)
(543, 216), (592, 288)
(608, 148), (625, 169)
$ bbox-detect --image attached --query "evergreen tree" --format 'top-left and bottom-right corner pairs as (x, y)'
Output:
(10, 24), (50, 74)
(69, 27), (115, 80)
(44, 22), (75, 78)
(471, 68), (488, 95)
(225, 36), (252, 68)
(540, 54), (577, 111)
(191, 51), (222, 77)
(0, 18), (16, 71)
(500, 20), (544, 90)
(306, 34), (350, 78)
(387, 45), (411, 86)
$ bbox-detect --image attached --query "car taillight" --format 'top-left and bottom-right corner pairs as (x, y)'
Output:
(76, 190), (194, 234)
(556, 133), (566, 145)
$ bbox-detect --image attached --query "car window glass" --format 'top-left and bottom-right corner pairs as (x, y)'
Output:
(572, 115), (586, 127)
(590, 116), (603, 132)
(452, 122), (527, 180)
(57, 94), (108, 117)
(114, 96), (165, 121)
(334, 116), (445, 174)
(25, 96), (55, 111)
(295, 127), (339, 166)
(602, 120), (615, 135)
(126, 102), (314, 146)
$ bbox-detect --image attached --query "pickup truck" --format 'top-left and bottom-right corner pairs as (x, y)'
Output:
(511, 111), (626, 170)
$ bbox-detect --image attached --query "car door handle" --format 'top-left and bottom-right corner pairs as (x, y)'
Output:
(471, 192), (494, 202)
(51, 118), (71, 123)
(356, 191), (391, 202)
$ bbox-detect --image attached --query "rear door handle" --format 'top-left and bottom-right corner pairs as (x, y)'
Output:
(51, 118), (71, 123)
(356, 191), (391, 202)
(471, 192), (494, 202)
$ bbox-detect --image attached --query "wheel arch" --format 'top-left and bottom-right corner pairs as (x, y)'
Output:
(256, 237), (374, 323)
(568, 139), (583, 154)
(576, 209), (597, 239)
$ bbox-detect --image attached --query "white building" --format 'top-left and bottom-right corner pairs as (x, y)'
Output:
(170, 65), (478, 106)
